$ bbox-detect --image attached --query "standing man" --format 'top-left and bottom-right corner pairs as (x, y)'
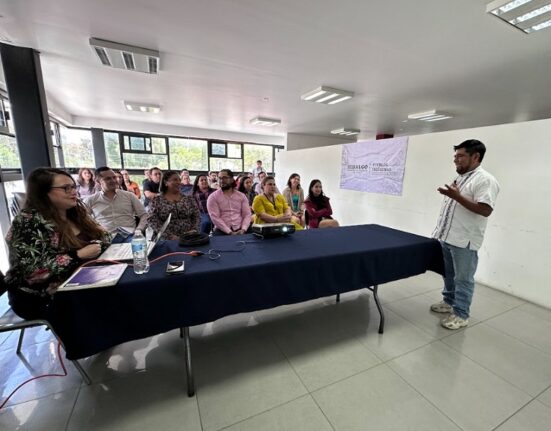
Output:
(207, 169), (251, 235)
(251, 160), (266, 183)
(85, 167), (148, 242)
(143, 167), (162, 207)
(431, 139), (500, 330)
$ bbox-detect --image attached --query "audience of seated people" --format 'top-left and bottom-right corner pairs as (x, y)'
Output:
(75, 167), (97, 199)
(192, 174), (216, 234)
(252, 176), (303, 230)
(4, 167), (110, 320)
(207, 169), (251, 235)
(282, 173), (306, 228)
(148, 170), (200, 240)
(120, 170), (141, 198)
(304, 179), (340, 228)
(143, 167), (162, 207)
(180, 169), (193, 196)
(84, 167), (148, 242)
(208, 171), (219, 189)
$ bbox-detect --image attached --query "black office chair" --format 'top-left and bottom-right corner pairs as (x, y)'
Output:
(0, 271), (91, 385)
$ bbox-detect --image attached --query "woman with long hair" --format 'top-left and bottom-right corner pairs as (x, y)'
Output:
(120, 170), (141, 198)
(76, 167), (96, 198)
(4, 167), (111, 320)
(237, 175), (257, 209)
(282, 173), (305, 227)
(252, 176), (303, 230)
(115, 171), (128, 191)
(192, 174), (215, 234)
(149, 170), (200, 240)
(304, 179), (340, 229)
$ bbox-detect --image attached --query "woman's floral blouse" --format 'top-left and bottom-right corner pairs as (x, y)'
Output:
(4, 209), (110, 297)
(148, 194), (200, 240)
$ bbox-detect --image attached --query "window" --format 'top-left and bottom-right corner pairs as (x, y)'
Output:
(210, 142), (226, 157)
(104, 132), (122, 168)
(244, 144), (273, 173)
(0, 134), (21, 169)
(123, 153), (168, 170)
(152, 137), (166, 154)
(227, 143), (242, 158)
(59, 126), (94, 168)
(209, 157), (243, 173)
(169, 138), (208, 171)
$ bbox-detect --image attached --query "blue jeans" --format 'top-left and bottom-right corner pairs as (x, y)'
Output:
(440, 241), (479, 319)
(199, 213), (213, 234)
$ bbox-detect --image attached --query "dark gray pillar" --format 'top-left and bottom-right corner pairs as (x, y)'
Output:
(91, 128), (106, 167)
(0, 43), (53, 178)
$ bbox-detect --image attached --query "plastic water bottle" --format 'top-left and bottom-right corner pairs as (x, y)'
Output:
(131, 230), (150, 274)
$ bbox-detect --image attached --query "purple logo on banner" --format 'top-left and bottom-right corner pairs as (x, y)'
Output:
(340, 137), (409, 196)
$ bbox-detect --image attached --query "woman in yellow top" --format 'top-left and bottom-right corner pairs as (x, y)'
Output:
(252, 176), (303, 230)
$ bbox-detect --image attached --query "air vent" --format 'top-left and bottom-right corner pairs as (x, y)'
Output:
(89, 38), (160, 74)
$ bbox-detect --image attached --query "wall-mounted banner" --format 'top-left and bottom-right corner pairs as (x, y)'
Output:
(340, 137), (409, 195)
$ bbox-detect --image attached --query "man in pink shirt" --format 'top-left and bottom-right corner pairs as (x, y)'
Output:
(207, 169), (252, 235)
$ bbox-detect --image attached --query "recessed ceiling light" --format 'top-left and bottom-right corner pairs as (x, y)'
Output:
(124, 101), (161, 113)
(301, 86), (354, 104)
(250, 116), (281, 126)
(487, 0), (551, 33)
(407, 110), (453, 122)
(331, 128), (360, 136)
(90, 38), (160, 74)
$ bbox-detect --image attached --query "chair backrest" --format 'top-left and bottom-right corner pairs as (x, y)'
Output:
(10, 192), (26, 219)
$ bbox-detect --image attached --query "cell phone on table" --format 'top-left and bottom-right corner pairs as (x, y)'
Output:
(165, 261), (185, 275)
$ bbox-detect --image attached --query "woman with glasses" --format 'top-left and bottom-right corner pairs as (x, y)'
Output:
(4, 167), (111, 320)
(252, 175), (303, 230)
(120, 170), (141, 198)
(149, 170), (200, 240)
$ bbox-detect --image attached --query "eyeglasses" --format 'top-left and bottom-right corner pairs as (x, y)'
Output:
(51, 184), (78, 193)
(218, 176), (232, 180)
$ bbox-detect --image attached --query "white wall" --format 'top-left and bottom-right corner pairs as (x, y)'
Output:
(287, 133), (355, 151)
(276, 118), (551, 308)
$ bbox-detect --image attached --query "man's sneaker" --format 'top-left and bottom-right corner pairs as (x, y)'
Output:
(441, 313), (469, 330)
(430, 301), (453, 313)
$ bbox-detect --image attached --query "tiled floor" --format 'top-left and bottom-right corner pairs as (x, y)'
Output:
(2, 272), (551, 430)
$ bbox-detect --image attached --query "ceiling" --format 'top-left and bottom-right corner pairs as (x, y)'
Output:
(1, 0), (551, 141)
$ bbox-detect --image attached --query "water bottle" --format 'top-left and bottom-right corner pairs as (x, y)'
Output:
(131, 230), (150, 274)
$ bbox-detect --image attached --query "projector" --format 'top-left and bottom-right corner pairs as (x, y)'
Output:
(251, 223), (296, 238)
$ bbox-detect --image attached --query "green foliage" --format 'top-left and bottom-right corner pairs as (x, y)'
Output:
(0, 135), (20, 169)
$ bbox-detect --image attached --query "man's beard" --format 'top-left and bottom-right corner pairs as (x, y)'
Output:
(221, 184), (232, 191)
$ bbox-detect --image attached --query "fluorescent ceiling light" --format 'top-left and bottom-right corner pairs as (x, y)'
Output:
(331, 128), (360, 136)
(487, 0), (551, 33)
(250, 116), (281, 126)
(90, 38), (160, 73)
(301, 86), (354, 104)
(407, 110), (452, 122)
(124, 101), (161, 113)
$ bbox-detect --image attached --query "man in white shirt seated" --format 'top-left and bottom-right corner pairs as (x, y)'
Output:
(85, 166), (148, 242)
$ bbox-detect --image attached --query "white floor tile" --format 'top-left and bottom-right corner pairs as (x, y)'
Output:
(443, 323), (551, 396)
(538, 386), (551, 408)
(195, 338), (307, 431)
(389, 341), (531, 431)
(495, 400), (551, 431)
(313, 364), (462, 431)
(223, 395), (333, 431)
(68, 371), (201, 431)
(0, 340), (83, 407)
(486, 307), (551, 355)
(0, 388), (78, 431)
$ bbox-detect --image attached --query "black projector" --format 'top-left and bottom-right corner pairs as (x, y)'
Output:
(251, 223), (296, 238)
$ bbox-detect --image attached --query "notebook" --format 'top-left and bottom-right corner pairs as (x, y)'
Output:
(57, 263), (128, 291)
(98, 213), (172, 261)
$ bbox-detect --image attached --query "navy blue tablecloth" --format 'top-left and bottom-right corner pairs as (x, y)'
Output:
(53, 224), (443, 359)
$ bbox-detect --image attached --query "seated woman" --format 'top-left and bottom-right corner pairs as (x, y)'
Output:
(252, 176), (303, 230)
(115, 170), (128, 191)
(237, 175), (257, 210)
(282, 173), (305, 227)
(149, 170), (200, 240)
(192, 174), (215, 234)
(120, 170), (141, 198)
(4, 167), (111, 320)
(75, 167), (96, 199)
(304, 179), (340, 228)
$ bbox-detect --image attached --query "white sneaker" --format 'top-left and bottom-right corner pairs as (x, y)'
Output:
(430, 301), (453, 313)
(441, 313), (469, 330)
